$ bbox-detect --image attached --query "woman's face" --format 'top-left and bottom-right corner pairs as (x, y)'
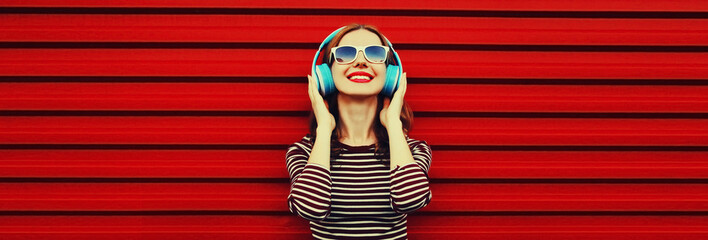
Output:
(331, 29), (387, 97)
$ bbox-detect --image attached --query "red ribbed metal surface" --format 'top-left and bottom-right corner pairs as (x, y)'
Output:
(2, 0), (708, 11)
(2, 49), (707, 78)
(2, 15), (708, 45)
(2, 83), (708, 112)
(1, 1), (707, 239)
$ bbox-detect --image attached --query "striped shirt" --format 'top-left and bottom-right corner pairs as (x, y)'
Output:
(286, 135), (432, 239)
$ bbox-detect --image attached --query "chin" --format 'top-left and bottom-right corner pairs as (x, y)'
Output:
(338, 91), (381, 98)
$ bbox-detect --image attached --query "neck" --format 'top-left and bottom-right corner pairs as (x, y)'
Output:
(336, 93), (378, 146)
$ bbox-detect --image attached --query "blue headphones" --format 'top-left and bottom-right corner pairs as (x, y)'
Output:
(311, 26), (403, 98)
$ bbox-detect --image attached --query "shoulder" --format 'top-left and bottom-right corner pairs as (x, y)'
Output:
(406, 136), (431, 151)
(405, 136), (432, 170)
(287, 134), (315, 153)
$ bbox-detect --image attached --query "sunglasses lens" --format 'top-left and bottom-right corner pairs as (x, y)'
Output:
(334, 46), (357, 63)
(364, 46), (387, 63)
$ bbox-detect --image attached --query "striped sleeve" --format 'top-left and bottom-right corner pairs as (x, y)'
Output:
(286, 136), (332, 221)
(389, 139), (433, 214)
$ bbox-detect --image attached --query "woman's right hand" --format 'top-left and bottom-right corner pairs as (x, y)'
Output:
(308, 75), (336, 133)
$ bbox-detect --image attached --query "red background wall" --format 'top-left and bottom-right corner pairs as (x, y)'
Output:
(1, 1), (708, 239)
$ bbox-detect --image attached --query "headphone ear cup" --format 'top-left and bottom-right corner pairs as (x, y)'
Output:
(315, 64), (336, 97)
(383, 65), (401, 97)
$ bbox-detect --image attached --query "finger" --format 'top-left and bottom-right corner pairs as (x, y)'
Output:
(307, 75), (314, 102)
(401, 73), (408, 95)
(310, 76), (328, 109)
(310, 75), (321, 99)
(312, 79), (325, 102)
(399, 72), (407, 96)
(391, 72), (407, 107)
(390, 86), (403, 109)
(310, 75), (316, 95)
(381, 98), (391, 116)
(309, 75), (321, 107)
(389, 95), (401, 111)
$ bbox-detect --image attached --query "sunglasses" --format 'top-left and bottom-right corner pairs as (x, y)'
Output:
(331, 45), (390, 64)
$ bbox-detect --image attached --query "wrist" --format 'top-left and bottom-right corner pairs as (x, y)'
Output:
(386, 120), (403, 129)
(316, 128), (333, 136)
(386, 122), (404, 135)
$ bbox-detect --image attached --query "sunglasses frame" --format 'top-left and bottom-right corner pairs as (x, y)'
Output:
(330, 45), (390, 65)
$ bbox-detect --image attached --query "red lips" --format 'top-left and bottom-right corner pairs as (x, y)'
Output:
(346, 71), (374, 83)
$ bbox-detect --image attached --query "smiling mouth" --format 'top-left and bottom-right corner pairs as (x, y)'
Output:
(347, 72), (374, 83)
(348, 75), (373, 83)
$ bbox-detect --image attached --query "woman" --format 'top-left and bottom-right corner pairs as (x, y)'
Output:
(286, 23), (432, 239)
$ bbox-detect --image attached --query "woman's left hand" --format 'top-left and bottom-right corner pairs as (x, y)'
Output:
(380, 72), (407, 130)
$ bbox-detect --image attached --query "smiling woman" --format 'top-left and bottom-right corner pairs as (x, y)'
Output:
(286, 24), (432, 239)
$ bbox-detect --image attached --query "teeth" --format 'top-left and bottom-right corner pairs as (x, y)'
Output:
(350, 75), (371, 80)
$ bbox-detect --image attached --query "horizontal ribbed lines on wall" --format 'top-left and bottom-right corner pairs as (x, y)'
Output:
(2, 8), (708, 18)
(2, 0), (708, 18)
(1, 0), (707, 11)
(3, 15), (708, 45)
(1, 1), (708, 239)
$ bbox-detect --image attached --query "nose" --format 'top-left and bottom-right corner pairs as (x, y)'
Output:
(352, 50), (368, 68)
